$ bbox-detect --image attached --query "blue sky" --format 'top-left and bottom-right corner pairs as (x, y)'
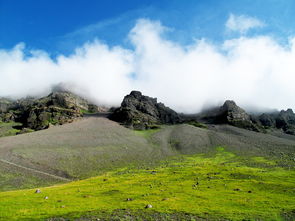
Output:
(1, 0), (295, 112)
(1, 0), (295, 55)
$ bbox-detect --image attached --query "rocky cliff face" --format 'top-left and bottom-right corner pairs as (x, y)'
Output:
(257, 109), (295, 135)
(0, 91), (103, 131)
(198, 100), (295, 135)
(218, 100), (251, 122)
(0, 98), (13, 114)
(208, 100), (260, 131)
(109, 91), (181, 129)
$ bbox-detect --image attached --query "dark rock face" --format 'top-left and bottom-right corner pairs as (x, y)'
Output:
(15, 91), (88, 130)
(217, 100), (260, 131)
(258, 113), (276, 128)
(0, 91), (97, 131)
(109, 91), (181, 129)
(46, 91), (89, 110)
(275, 109), (295, 135)
(255, 109), (295, 135)
(0, 98), (14, 118)
(0, 98), (16, 122)
(198, 100), (261, 132)
(218, 100), (250, 122)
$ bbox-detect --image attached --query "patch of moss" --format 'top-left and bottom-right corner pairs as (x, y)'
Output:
(133, 128), (160, 139)
(186, 121), (207, 129)
(0, 121), (22, 137)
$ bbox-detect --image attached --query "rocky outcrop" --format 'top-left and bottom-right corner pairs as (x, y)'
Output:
(254, 109), (295, 134)
(215, 100), (260, 131)
(109, 91), (181, 129)
(198, 100), (295, 135)
(0, 91), (104, 131)
(0, 98), (12, 114)
(258, 113), (276, 128)
(8, 91), (87, 130)
(218, 100), (250, 123)
(274, 109), (295, 135)
(198, 100), (260, 132)
(0, 98), (16, 122)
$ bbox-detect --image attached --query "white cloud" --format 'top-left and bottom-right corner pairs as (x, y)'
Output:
(226, 14), (264, 34)
(1, 19), (295, 113)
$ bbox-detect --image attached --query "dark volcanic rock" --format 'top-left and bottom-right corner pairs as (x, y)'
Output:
(109, 91), (181, 129)
(276, 109), (295, 127)
(0, 98), (15, 122)
(216, 101), (257, 131)
(258, 113), (276, 128)
(275, 109), (295, 135)
(0, 98), (12, 114)
(199, 100), (260, 132)
(16, 92), (87, 130)
(1, 91), (94, 131)
(45, 91), (89, 110)
(218, 100), (251, 123)
(256, 109), (295, 134)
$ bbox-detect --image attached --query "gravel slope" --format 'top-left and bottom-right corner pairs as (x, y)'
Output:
(0, 117), (294, 191)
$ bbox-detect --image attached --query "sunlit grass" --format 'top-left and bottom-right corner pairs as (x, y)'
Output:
(0, 147), (294, 220)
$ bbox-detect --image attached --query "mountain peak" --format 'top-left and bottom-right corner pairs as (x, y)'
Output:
(110, 91), (181, 129)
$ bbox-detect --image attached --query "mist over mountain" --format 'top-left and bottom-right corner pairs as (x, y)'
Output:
(1, 19), (295, 113)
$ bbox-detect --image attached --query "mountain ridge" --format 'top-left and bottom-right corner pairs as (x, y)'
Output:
(1, 90), (295, 136)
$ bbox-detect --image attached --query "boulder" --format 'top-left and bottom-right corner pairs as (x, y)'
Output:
(109, 91), (181, 129)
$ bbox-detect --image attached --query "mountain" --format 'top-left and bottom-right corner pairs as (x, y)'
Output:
(0, 91), (294, 220)
(2, 90), (295, 136)
(197, 100), (295, 135)
(109, 91), (182, 129)
(0, 90), (106, 133)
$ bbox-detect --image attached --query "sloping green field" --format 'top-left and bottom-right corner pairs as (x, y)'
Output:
(0, 148), (294, 221)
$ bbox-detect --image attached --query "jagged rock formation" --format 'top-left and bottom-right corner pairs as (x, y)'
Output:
(257, 109), (295, 135)
(109, 91), (181, 129)
(0, 98), (12, 114)
(258, 113), (276, 128)
(0, 98), (17, 122)
(7, 91), (86, 130)
(198, 100), (261, 131)
(198, 100), (295, 135)
(0, 91), (104, 131)
(2, 89), (295, 136)
(216, 100), (260, 131)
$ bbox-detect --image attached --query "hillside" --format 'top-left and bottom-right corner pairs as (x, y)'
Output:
(0, 114), (294, 192)
(0, 116), (165, 191)
(0, 91), (295, 220)
(0, 148), (294, 220)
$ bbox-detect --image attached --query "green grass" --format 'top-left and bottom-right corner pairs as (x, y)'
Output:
(133, 128), (161, 139)
(0, 169), (63, 192)
(186, 121), (208, 129)
(0, 121), (22, 137)
(0, 147), (294, 220)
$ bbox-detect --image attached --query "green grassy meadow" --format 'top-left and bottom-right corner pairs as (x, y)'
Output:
(0, 147), (294, 220)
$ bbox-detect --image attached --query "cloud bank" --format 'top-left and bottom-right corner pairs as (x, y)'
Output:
(1, 18), (295, 113)
(226, 14), (264, 34)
